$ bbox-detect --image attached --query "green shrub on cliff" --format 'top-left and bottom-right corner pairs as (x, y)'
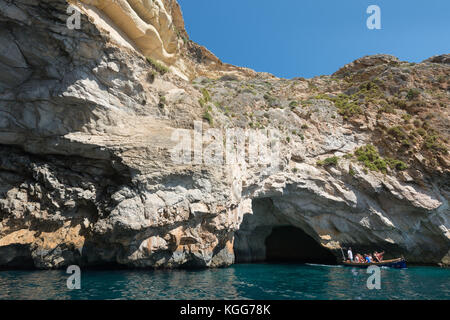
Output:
(289, 100), (299, 108)
(355, 145), (387, 172)
(201, 88), (211, 103)
(313, 93), (361, 119)
(406, 88), (420, 100)
(202, 110), (213, 126)
(424, 134), (448, 154)
(354, 144), (407, 173)
(387, 126), (408, 140)
(317, 156), (339, 167)
(313, 80), (388, 119)
(146, 57), (169, 75)
(386, 158), (408, 171)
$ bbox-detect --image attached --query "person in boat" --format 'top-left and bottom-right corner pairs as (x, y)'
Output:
(373, 251), (385, 262)
(347, 247), (354, 262)
(354, 254), (364, 263)
(364, 254), (372, 263)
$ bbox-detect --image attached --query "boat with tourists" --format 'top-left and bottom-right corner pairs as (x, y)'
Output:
(342, 257), (407, 269)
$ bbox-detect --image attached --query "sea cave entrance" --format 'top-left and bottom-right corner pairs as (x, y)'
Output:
(265, 226), (337, 264)
(234, 198), (337, 264)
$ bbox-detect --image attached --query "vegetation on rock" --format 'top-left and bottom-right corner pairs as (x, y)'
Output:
(354, 145), (408, 173)
(146, 57), (169, 75)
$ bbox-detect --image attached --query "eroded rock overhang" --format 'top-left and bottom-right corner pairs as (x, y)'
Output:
(78, 0), (180, 64)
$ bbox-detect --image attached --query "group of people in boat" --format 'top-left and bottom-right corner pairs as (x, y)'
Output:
(346, 247), (385, 263)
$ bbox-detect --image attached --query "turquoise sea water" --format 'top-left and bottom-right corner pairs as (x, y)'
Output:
(0, 264), (448, 300)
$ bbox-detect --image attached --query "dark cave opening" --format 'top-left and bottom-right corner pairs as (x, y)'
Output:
(265, 226), (337, 264)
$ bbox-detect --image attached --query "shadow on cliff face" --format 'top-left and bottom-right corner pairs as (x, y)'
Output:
(0, 244), (34, 269)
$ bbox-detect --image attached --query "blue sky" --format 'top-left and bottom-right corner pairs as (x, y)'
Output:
(178, 0), (450, 78)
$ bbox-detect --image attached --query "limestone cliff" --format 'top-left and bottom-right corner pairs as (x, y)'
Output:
(0, 0), (448, 269)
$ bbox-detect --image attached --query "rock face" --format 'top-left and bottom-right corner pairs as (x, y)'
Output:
(0, 0), (449, 269)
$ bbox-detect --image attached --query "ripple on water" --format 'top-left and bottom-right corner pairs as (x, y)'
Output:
(0, 264), (448, 300)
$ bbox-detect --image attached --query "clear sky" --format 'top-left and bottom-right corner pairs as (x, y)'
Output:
(178, 0), (450, 79)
